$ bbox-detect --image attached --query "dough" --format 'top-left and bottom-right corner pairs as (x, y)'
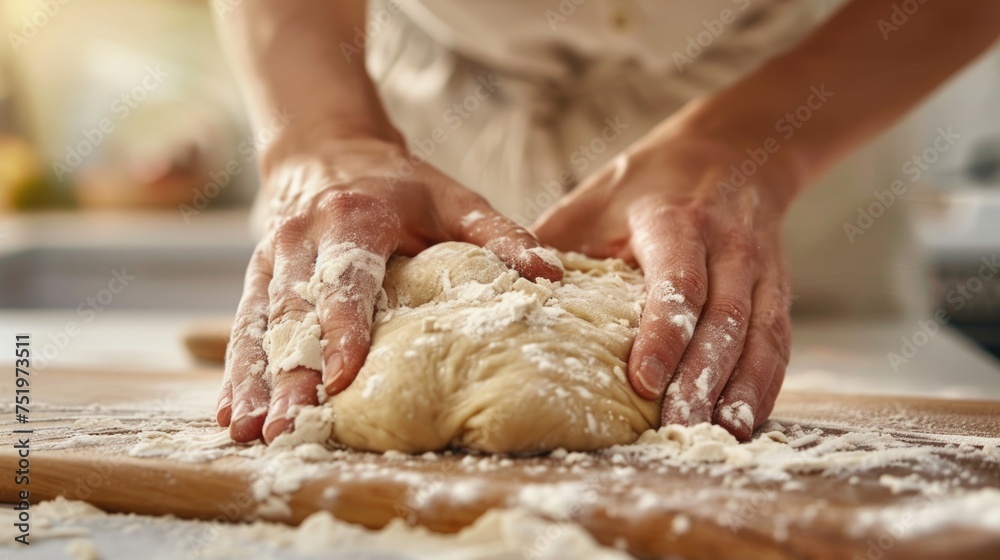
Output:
(311, 242), (659, 454)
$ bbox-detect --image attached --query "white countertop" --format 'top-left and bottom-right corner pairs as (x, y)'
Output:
(0, 209), (256, 258)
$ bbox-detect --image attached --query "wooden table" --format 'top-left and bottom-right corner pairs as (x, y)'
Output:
(1, 367), (998, 560)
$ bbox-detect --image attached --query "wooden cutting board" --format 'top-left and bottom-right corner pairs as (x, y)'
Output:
(1, 366), (998, 560)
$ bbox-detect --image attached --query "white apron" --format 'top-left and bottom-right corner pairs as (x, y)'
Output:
(366, 0), (928, 318)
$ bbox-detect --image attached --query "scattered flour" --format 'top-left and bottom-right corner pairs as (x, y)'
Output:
(264, 241), (386, 378)
(19, 498), (629, 560)
(66, 538), (101, 560)
(670, 313), (696, 339)
(460, 209), (486, 228)
(719, 401), (754, 431)
(671, 514), (691, 535)
(526, 246), (566, 272)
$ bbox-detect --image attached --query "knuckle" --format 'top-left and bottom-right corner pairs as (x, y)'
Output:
(639, 316), (693, 359)
(315, 189), (366, 214)
(251, 239), (274, 263)
(678, 204), (709, 229)
(720, 226), (758, 257)
(267, 285), (312, 323)
(316, 287), (377, 323)
(754, 311), (793, 360)
(314, 189), (389, 219)
(669, 271), (709, 306)
(270, 214), (311, 248)
(705, 297), (750, 329)
(231, 311), (267, 343)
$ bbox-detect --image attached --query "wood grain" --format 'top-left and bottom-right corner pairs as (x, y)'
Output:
(1, 367), (998, 560)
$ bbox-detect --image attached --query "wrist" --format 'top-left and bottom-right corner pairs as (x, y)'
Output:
(669, 96), (810, 212)
(259, 112), (404, 176)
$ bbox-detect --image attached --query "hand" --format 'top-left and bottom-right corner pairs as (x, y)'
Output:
(533, 120), (797, 440)
(217, 138), (564, 444)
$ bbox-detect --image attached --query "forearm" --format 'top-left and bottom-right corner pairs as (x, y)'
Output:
(213, 0), (400, 174)
(680, 0), (1000, 203)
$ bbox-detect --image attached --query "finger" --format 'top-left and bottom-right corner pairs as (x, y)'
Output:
(216, 354), (234, 426)
(217, 321), (237, 426)
(754, 361), (787, 429)
(310, 192), (399, 396)
(445, 194), (564, 283)
(262, 366), (322, 444)
(662, 246), (753, 426)
(713, 272), (792, 440)
(260, 214), (324, 442)
(626, 204), (708, 400)
(226, 243), (274, 442)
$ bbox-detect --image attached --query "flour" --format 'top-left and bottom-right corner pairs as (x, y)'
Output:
(526, 246), (565, 272)
(852, 488), (1000, 537)
(128, 429), (233, 462)
(72, 417), (126, 431)
(671, 514), (691, 535)
(18, 498), (629, 560)
(652, 280), (687, 304)
(261, 312), (322, 377)
(66, 538), (101, 560)
(31, 407), (998, 552)
(719, 401), (754, 432)
(460, 209), (486, 228)
(693, 367), (717, 405)
(304, 242), (387, 306)
(263, 241), (386, 379)
(671, 313), (696, 339)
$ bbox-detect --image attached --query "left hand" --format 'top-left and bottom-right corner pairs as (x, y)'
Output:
(533, 119), (797, 440)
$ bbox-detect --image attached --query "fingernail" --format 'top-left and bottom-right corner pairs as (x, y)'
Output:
(229, 406), (267, 443)
(262, 397), (290, 440)
(216, 399), (233, 426)
(636, 355), (669, 398)
(263, 395), (289, 425)
(231, 401), (252, 422)
(323, 353), (344, 394)
(662, 383), (694, 425)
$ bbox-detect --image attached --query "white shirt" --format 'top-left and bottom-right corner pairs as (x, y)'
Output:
(400, 0), (815, 83)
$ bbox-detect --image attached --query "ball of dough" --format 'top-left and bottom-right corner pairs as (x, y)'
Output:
(322, 242), (659, 454)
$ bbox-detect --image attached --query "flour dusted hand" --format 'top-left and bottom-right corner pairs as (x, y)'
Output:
(281, 242), (659, 454)
(216, 139), (563, 444)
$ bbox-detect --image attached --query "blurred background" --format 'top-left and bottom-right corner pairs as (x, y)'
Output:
(0, 0), (999, 365)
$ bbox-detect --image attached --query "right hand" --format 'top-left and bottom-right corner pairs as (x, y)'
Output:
(216, 138), (564, 444)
